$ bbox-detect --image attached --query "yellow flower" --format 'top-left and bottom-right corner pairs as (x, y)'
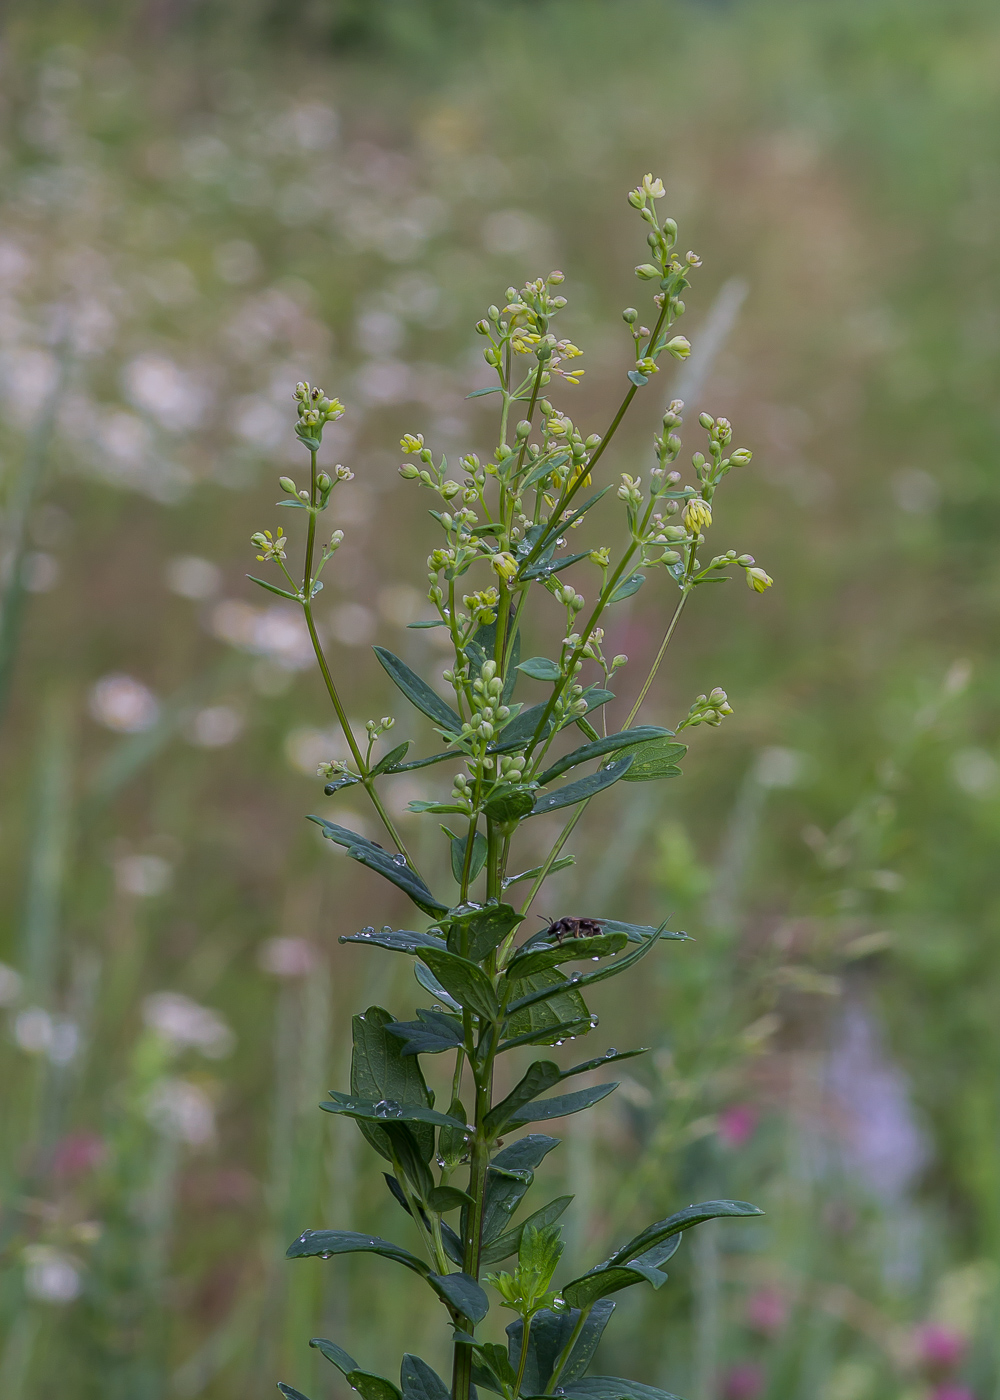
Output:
(490, 552), (519, 583)
(683, 498), (712, 533)
(746, 566), (773, 593)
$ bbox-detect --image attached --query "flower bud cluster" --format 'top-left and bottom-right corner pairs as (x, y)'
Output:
(678, 687), (734, 730)
(737, 555), (773, 592)
(463, 587), (499, 626)
(459, 660), (511, 752)
(251, 529), (287, 563)
(293, 382), (344, 445)
(366, 716), (395, 743)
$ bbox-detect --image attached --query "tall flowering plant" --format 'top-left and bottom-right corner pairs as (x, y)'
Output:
(249, 175), (772, 1400)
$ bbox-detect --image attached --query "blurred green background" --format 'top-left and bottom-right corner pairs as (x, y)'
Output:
(2, 2), (1000, 1398)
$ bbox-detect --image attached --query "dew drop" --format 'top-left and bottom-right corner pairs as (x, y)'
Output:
(591, 956), (600, 962)
(607, 1047), (618, 1056)
(554, 1039), (564, 1046)
(321, 1250), (333, 1259)
(393, 854), (407, 866)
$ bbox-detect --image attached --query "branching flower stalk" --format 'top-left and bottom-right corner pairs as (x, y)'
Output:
(248, 176), (772, 1400)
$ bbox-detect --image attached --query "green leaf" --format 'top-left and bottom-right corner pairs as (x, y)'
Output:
(483, 783), (537, 825)
(614, 736), (687, 782)
(385, 1008), (464, 1057)
(492, 687), (613, 753)
(309, 817), (448, 916)
(438, 1097), (470, 1171)
(471, 1343), (517, 1396)
(498, 1016), (596, 1053)
(341, 928), (445, 955)
(351, 1006), (434, 1163)
(504, 968), (591, 1045)
(536, 728), (670, 786)
(608, 572), (645, 604)
(519, 550), (591, 582)
(414, 962), (462, 1011)
(502, 855), (576, 888)
(506, 933), (629, 979)
(466, 386), (503, 398)
(320, 1097), (468, 1135)
(427, 1185), (474, 1212)
(517, 657), (562, 682)
(560, 1237), (682, 1309)
(505, 1300), (615, 1396)
(407, 619), (449, 628)
(310, 1338), (359, 1375)
(277, 1386), (313, 1400)
(530, 757), (633, 816)
(370, 742), (411, 777)
(562, 1047), (649, 1076)
(383, 749), (459, 773)
(508, 1082), (618, 1124)
(597, 919), (689, 943)
(373, 647), (463, 735)
(429, 1271), (490, 1322)
(479, 1195), (573, 1265)
(347, 1371), (403, 1400)
(562, 1378), (683, 1400)
(400, 1355), (451, 1400)
(450, 829), (488, 884)
(507, 930), (662, 1016)
(532, 488), (610, 558)
(484, 1061), (562, 1136)
(286, 1229), (429, 1275)
(605, 1200), (764, 1266)
(248, 574), (300, 601)
(323, 774), (361, 794)
(480, 1135), (560, 1245)
(443, 903), (523, 962)
(419, 946), (500, 1021)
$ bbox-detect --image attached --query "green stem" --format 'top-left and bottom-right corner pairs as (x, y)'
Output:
(514, 1315), (533, 1397)
(544, 1305), (592, 1395)
(622, 588), (691, 730)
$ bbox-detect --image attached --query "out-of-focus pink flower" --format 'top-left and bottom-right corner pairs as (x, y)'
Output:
(718, 1103), (758, 1149)
(746, 1286), (788, 1336)
(930, 1385), (975, 1400)
(721, 1362), (764, 1400)
(51, 1132), (105, 1179)
(917, 1325), (967, 1371)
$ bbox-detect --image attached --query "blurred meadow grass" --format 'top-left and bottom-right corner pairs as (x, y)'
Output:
(2, 1), (1000, 1397)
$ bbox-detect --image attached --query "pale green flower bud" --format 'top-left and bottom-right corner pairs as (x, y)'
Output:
(515, 420), (532, 439)
(622, 308), (638, 324)
(730, 448), (753, 466)
(627, 188), (645, 209)
(666, 336), (692, 359)
(399, 464), (419, 479)
(278, 476), (296, 493)
(475, 319), (491, 335)
(698, 413), (715, 430)
(634, 264), (660, 280)
(746, 567), (773, 593)
(547, 270), (565, 285)
(317, 472), (332, 492)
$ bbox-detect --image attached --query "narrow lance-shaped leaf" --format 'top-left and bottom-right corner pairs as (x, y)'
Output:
(506, 929), (662, 1016)
(310, 1338), (358, 1376)
(309, 817), (448, 916)
(530, 757), (634, 816)
(341, 928), (446, 955)
(443, 903), (523, 962)
(277, 1386), (313, 1400)
(479, 1134), (560, 1245)
(560, 1236), (684, 1309)
(373, 646), (463, 735)
(286, 1229), (430, 1276)
(615, 736), (687, 783)
(536, 728), (671, 786)
(351, 1005), (434, 1163)
(385, 1009), (464, 1057)
(369, 741), (411, 777)
(560, 1379), (684, 1400)
(605, 1199), (764, 1266)
(480, 1195), (573, 1265)
(419, 946), (500, 1022)
(506, 932), (629, 979)
(505, 1299), (616, 1396)
(507, 1080), (619, 1125)
(346, 1372), (403, 1400)
(428, 1271), (490, 1323)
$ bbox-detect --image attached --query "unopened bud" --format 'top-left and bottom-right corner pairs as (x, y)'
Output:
(666, 336), (692, 359)
(698, 413), (715, 430)
(515, 420), (532, 439)
(278, 476), (296, 493)
(634, 264), (660, 281)
(622, 307), (638, 324)
(730, 448), (753, 466)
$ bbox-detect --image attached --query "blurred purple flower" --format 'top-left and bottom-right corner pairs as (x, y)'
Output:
(721, 1362), (764, 1399)
(917, 1324), (967, 1371)
(51, 1132), (105, 1179)
(826, 1002), (930, 1202)
(745, 1286), (787, 1335)
(718, 1103), (758, 1149)
(930, 1386), (975, 1400)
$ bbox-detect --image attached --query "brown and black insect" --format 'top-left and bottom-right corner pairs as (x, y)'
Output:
(543, 915), (603, 945)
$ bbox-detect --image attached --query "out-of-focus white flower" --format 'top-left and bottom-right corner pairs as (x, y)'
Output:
(165, 556), (222, 600)
(187, 705), (243, 748)
(24, 1246), (82, 1304)
(21, 551), (60, 592)
(89, 674), (160, 733)
(115, 854), (172, 898)
(0, 348), (60, 425)
(284, 725), (348, 776)
(355, 309), (404, 356)
(258, 938), (318, 978)
(209, 600), (314, 671)
(755, 747), (803, 789)
(231, 394), (287, 450)
(328, 603), (375, 647)
(14, 1007), (54, 1054)
(12, 1008), (80, 1064)
(142, 992), (234, 1059)
(145, 1078), (216, 1146)
(951, 748), (998, 798)
(0, 962), (23, 1007)
(355, 360), (412, 405)
(122, 353), (210, 432)
(482, 210), (547, 256)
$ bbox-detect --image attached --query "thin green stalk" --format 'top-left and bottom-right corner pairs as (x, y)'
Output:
(622, 589), (691, 729)
(513, 1316), (533, 1397)
(544, 1305), (592, 1394)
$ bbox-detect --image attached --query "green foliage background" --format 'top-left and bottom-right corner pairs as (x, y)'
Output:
(2, 2), (1000, 1398)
